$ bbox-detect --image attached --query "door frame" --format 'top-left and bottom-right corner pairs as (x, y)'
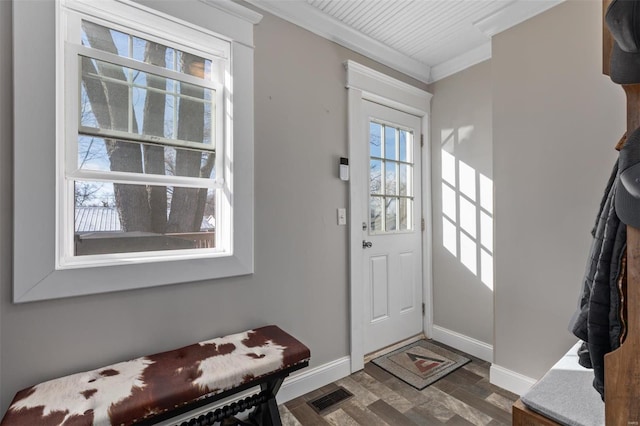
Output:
(345, 60), (433, 373)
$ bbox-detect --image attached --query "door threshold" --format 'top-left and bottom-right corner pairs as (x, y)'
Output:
(363, 333), (425, 363)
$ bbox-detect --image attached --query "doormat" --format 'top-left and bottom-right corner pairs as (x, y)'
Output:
(371, 340), (470, 390)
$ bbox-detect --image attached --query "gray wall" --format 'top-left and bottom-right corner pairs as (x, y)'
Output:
(0, 1), (426, 412)
(0, 0), (11, 402)
(493, 0), (626, 379)
(429, 60), (494, 346)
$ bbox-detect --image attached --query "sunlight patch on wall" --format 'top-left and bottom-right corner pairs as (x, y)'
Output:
(442, 183), (456, 220)
(459, 197), (476, 238)
(458, 161), (476, 201)
(440, 127), (494, 290)
(442, 216), (457, 256)
(441, 150), (456, 186)
(460, 232), (477, 275)
(479, 173), (493, 213)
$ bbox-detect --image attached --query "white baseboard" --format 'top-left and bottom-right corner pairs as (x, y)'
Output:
(431, 325), (493, 363)
(277, 356), (351, 404)
(489, 364), (537, 396)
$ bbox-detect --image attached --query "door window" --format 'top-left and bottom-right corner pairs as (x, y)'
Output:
(369, 121), (414, 233)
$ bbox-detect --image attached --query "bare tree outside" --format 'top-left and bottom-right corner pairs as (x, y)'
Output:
(76, 21), (216, 253)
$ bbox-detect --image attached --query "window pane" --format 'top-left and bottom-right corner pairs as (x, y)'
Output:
(77, 136), (215, 179)
(132, 36), (148, 65)
(80, 57), (129, 133)
(81, 20), (213, 80)
(399, 164), (412, 196)
(370, 122), (382, 158)
(399, 129), (412, 162)
(399, 198), (412, 231)
(80, 56), (214, 146)
(80, 83), (99, 129)
(370, 196), (383, 232)
(81, 22), (129, 57)
(385, 162), (397, 196)
(370, 159), (382, 194)
(386, 197), (397, 231)
(385, 126), (396, 160)
(74, 181), (216, 255)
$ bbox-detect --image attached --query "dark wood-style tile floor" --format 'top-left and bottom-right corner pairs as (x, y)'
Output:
(278, 342), (518, 426)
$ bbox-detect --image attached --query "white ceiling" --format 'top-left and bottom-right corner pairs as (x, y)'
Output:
(245, 0), (564, 83)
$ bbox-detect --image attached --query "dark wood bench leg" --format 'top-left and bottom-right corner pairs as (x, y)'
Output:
(247, 377), (284, 426)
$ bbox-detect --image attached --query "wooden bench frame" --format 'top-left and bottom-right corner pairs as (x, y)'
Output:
(140, 362), (309, 426)
(512, 399), (561, 426)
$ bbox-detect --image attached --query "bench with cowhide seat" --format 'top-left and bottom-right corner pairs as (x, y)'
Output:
(0, 325), (310, 426)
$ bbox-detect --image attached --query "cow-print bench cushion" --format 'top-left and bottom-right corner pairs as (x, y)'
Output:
(1, 325), (310, 426)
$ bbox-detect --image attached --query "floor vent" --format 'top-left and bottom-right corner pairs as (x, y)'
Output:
(308, 387), (354, 413)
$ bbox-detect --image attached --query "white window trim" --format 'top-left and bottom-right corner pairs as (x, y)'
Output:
(12, 0), (261, 303)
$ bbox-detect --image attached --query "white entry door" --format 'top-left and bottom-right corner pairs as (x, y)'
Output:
(361, 100), (423, 355)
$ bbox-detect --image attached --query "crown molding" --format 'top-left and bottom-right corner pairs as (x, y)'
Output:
(473, 0), (565, 38)
(430, 42), (491, 83)
(246, 0), (565, 84)
(199, 0), (263, 24)
(431, 0), (564, 82)
(245, 0), (431, 84)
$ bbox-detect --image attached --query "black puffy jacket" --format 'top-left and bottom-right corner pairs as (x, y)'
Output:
(569, 153), (626, 399)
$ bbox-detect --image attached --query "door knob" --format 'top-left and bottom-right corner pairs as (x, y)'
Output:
(362, 240), (373, 249)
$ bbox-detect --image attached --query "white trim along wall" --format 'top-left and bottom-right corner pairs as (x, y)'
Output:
(432, 325), (494, 363)
(490, 364), (537, 396)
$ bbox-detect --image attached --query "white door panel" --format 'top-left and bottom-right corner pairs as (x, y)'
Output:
(370, 255), (389, 321)
(399, 251), (416, 312)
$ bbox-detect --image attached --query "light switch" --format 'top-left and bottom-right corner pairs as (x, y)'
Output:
(337, 208), (347, 225)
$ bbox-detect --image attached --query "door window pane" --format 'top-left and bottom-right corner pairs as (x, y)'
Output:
(385, 162), (398, 196)
(370, 196), (383, 232)
(399, 198), (412, 231)
(399, 164), (410, 196)
(386, 197), (397, 231)
(385, 126), (396, 160)
(370, 122), (382, 158)
(369, 120), (414, 233)
(370, 159), (382, 194)
(399, 129), (411, 162)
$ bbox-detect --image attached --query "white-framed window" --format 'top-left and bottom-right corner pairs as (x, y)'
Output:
(60, 1), (229, 267)
(13, 0), (261, 302)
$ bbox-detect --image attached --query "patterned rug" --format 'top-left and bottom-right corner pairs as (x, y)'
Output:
(371, 340), (470, 390)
